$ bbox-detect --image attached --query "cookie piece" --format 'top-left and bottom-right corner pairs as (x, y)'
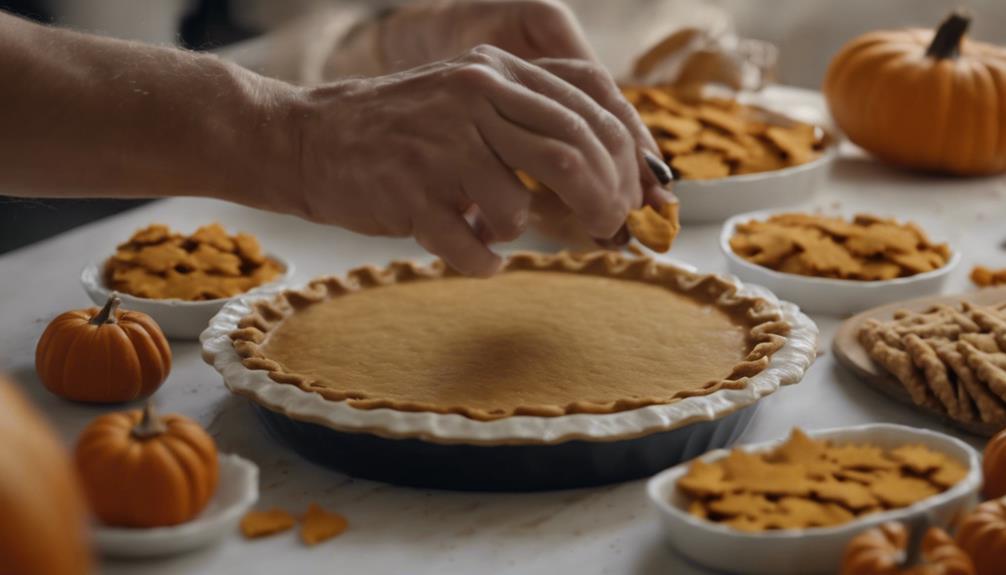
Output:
(240, 509), (296, 538)
(670, 151), (730, 180)
(300, 504), (349, 546)
(626, 203), (680, 253)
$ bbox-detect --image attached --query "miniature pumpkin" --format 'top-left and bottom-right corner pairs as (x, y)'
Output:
(955, 498), (1006, 575)
(841, 522), (974, 575)
(35, 294), (171, 402)
(0, 375), (93, 575)
(824, 11), (1006, 176)
(982, 428), (1006, 499)
(75, 404), (218, 527)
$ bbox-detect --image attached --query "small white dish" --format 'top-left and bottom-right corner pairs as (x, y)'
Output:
(81, 254), (294, 340)
(677, 144), (837, 224)
(720, 209), (960, 316)
(647, 424), (982, 575)
(93, 453), (259, 558)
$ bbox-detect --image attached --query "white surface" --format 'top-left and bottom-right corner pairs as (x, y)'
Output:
(94, 454), (259, 558)
(200, 259), (817, 445)
(647, 424), (982, 575)
(81, 254), (294, 340)
(720, 209), (961, 315)
(0, 86), (1004, 575)
(676, 144), (836, 224)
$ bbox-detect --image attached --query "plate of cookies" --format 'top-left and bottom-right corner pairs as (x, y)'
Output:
(624, 86), (837, 223)
(81, 223), (293, 339)
(647, 424), (981, 575)
(720, 210), (960, 315)
(834, 287), (1006, 437)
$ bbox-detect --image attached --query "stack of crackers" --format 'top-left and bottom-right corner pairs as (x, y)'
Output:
(859, 301), (1006, 426)
(730, 213), (951, 280)
(678, 429), (967, 533)
(623, 86), (826, 180)
(105, 223), (283, 301)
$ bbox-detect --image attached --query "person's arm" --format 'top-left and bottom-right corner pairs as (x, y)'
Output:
(0, 10), (298, 215)
(0, 9), (670, 277)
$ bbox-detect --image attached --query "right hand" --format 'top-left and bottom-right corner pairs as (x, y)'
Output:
(287, 45), (666, 276)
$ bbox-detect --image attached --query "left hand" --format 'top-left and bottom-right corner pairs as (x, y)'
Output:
(328, 0), (597, 78)
(380, 0), (597, 72)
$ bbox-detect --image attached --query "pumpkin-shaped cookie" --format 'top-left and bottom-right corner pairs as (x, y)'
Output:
(36, 294), (171, 402)
(75, 404), (218, 527)
(0, 375), (93, 575)
(956, 498), (1006, 575)
(824, 11), (1006, 176)
(982, 429), (1006, 499)
(841, 522), (974, 575)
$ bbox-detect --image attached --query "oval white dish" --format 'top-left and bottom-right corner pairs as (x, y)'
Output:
(677, 144), (837, 224)
(646, 423), (982, 575)
(720, 209), (960, 316)
(80, 254), (294, 340)
(93, 453), (259, 558)
(200, 257), (818, 446)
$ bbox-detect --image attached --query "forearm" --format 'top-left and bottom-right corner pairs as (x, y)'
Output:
(0, 11), (302, 214)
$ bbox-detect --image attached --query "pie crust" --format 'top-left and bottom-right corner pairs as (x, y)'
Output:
(227, 252), (792, 421)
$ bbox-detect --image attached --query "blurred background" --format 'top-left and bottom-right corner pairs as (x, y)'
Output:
(2, 0), (1003, 253)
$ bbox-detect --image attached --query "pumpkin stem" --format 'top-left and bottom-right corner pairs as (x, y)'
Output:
(925, 10), (971, 59)
(132, 403), (167, 439)
(90, 293), (122, 326)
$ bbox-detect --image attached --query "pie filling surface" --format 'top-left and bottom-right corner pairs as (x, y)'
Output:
(231, 253), (789, 420)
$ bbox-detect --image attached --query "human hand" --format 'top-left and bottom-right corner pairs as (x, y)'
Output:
(380, 0), (597, 72)
(328, 0), (597, 79)
(287, 45), (670, 276)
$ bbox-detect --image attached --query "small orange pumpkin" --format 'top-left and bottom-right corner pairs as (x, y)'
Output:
(824, 11), (1006, 176)
(0, 375), (93, 575)
(841, 522), (974, 575)
(35, 294), (171, 402)
(955, 498), (1006, 575)
(982, 428), (1006, 499)
(75, 404), (219, 527)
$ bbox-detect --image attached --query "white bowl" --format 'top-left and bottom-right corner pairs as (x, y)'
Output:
(720, 210), (960, 316)
(676, 142), (836, 224)
(80, 254), (294, 340)
(647, 424), (982, 575)
(93, 453), (259, 558)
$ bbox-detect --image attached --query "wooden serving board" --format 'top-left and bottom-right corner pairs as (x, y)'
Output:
(833, 286), (1006, 438)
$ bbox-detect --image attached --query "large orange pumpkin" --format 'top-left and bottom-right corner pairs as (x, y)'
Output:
(75, 404), (218, 527)
(824, 11), (1006, 176)
(35, 294), (171, 402)
(0, 375), (93, 575)
(841, 522), (974, 575)
(982, 428), (1006, 499)
(956, 498), (1006, 575)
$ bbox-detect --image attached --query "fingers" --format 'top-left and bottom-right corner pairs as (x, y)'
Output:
(461, 46), (639, 238)
(536, 58), (659, 154)
(513, 0), (597, 61)
(536, 57), (674, 204)
(414, 209), (502, 278)
(461, 126), (532, 242)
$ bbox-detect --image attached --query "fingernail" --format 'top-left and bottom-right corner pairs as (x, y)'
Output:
(646, 184), (679, 209)
(596, 224), (631, 248)
(644, 151), (674, 186)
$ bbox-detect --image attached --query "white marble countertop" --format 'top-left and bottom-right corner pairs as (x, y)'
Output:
(2, 87), (1005, 575)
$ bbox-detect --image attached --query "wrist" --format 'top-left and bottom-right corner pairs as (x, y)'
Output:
(211, 60), (313, 218)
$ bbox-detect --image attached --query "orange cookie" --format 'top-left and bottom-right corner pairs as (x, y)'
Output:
(671, 151), (730, 180)
(626, 203), (680, 253)
(241, 509), (296, 539)
(300, 504), (349, 546)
